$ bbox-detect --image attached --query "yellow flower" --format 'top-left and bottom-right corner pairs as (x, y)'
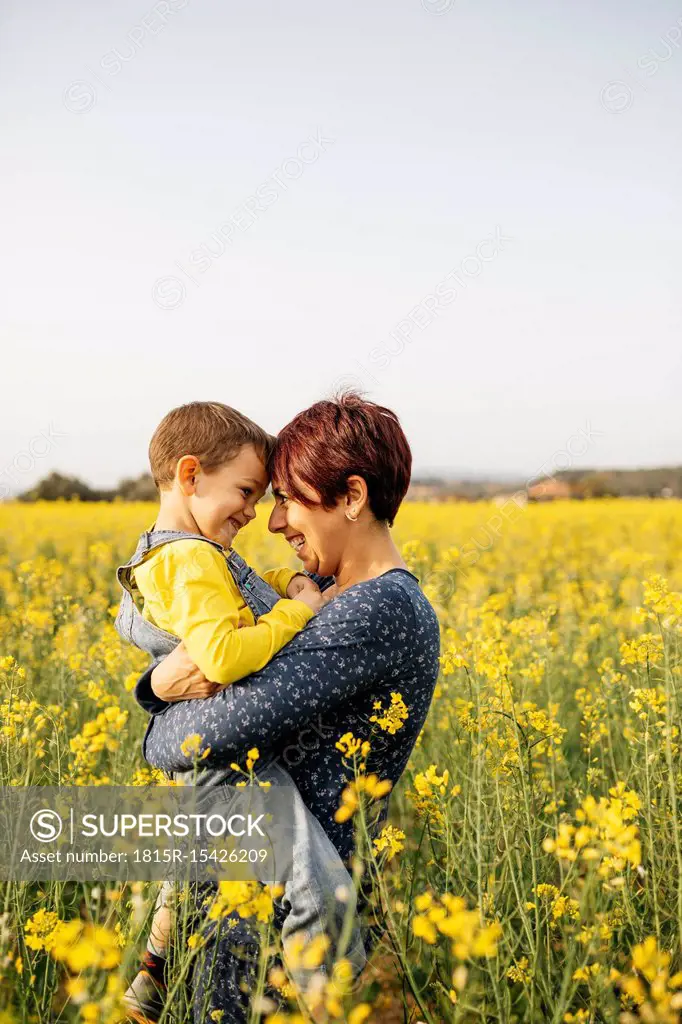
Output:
(629, 687), (666, 720)
(347, 1006), (372, 1024)
(180, 733), (210, 760)
(24, 909), (61, 952)
(414, 764), (450, 797)
(373, 824), (406, 861)
(334, 774), (392, 823)
(407, 764), (451, 831)
(620, 633), (664, 667)
(208, 881), (282, 923)
(369, 691), (409, 734)
(65, 977), (88, 1004)
(631, 935), (671, 983)
(411, 890), (501, 959)
(572, 963), (601, 982)
(544, 785), (641, 881)
(335, 732), (371, 760)
(284, 933), (330, 971)
(50, 920), (122, 971)
(507, 957), (531, 984)
(131, 765), (172, 786)
(412, 914), (438, 944)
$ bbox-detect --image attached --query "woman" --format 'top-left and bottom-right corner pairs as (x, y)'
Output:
(133, 394), (441, 1021)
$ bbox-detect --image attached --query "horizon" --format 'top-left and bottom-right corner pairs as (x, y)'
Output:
(3, 457), (682, 501)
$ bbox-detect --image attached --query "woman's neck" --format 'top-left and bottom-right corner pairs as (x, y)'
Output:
(334, 522), (407, 593)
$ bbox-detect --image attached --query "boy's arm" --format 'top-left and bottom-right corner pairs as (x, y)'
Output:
(262, 567), (336, 598)
(263, 567), (329, 599)
(262, 567), (300, 599)
(136, 542), (316, 687)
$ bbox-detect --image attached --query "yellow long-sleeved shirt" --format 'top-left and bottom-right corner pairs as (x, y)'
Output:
(132, 539), (313, 686)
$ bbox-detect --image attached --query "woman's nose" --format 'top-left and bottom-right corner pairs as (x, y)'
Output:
(268, 503), (286, 533)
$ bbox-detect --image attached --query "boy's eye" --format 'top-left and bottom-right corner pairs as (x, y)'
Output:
(240, 487), (252, 497)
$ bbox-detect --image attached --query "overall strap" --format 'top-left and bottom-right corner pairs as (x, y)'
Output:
(115, 527), (282, 625)
(115, 528), (225, 597)
(114, 527), (228, 654)
(224, 548), (280, 619)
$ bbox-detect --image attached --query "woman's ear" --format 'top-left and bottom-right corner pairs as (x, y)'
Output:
(345, 475), (369, 519)
(176, 455), (201, 495)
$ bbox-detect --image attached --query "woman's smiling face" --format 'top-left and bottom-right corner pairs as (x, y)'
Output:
(267, 394), (412, 578)
(268, 476), (349, 577)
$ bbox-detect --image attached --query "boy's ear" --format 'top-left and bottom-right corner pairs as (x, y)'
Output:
(176, 455), (201, 495)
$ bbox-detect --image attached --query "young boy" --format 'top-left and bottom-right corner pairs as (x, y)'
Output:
(114, 402), (363, 1023)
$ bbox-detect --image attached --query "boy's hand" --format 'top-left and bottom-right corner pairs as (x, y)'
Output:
(289, 577), (325, 614)
(151, 643), (222, 702)
(320, 583), (339, 605)
(286, 573), (319, 599)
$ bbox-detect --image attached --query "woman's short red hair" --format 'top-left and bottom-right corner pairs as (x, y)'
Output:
(270, 393), (412, 527)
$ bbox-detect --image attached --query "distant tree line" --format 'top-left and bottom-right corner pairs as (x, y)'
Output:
(12, 466), (682, 503)
(16, 472), (158, 502)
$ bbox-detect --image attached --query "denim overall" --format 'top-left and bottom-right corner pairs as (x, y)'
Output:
(115, 526), (282, 663)
(114, 527), (366, 1002)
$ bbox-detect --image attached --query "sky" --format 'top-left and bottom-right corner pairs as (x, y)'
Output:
(1, 0), (681, 493)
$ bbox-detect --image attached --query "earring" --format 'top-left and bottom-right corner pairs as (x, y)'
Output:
(345, 509), (359, 522)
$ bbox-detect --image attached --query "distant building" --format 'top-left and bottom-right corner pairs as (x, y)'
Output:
(527, 478), (572, 501)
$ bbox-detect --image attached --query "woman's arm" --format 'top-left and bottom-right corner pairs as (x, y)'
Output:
(135, 655), (221, 710)
(138, 576), (418, 773)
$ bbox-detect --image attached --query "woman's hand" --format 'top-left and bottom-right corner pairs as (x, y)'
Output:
(151, 642), (223, 702)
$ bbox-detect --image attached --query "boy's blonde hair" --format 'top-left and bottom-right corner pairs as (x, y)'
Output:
(149, 402), (275, 490)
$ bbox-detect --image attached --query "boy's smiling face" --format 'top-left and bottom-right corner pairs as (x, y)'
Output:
(181, 444), (269, 548)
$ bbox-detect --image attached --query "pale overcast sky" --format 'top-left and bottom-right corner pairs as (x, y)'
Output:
(1, 0), (680, 491)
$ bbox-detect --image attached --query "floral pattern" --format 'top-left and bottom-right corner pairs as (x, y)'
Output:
(138, 568), (441, 862)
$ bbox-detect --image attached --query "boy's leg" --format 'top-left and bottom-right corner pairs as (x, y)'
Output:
(182, 762), (368, 1018)
(245, 763), (368, 1010)
(279, 786), (367, 979)
(146, 909), (171, 959)
(123, 882), (174, 1023)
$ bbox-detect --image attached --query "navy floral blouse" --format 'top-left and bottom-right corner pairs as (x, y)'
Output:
(135, 568), (441, 862)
